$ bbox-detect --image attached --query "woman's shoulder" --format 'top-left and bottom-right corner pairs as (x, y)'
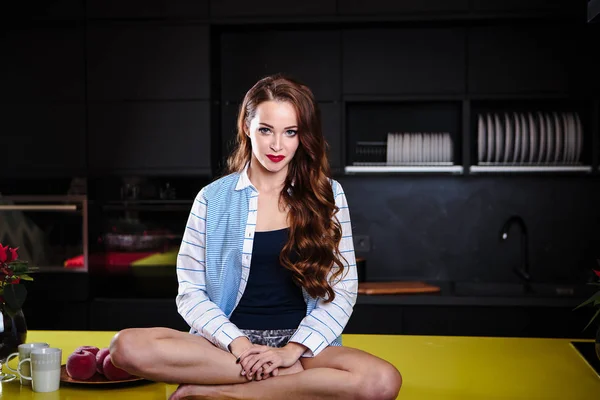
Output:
(327, 178), (345, 197)
(196, 172), (242, 201)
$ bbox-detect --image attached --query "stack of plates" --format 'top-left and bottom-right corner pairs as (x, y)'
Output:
(385, 132), (454, 165)
(477, 112), (583, 165)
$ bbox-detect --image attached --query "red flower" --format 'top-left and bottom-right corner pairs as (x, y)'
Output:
(594, 269), (600, 278)
(8, 247), (18, 262)
(0, 244), (8, 263)
(12, 277), (20, 284)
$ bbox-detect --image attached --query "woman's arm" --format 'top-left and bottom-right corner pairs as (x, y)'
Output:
(176, 188), (248, 353)
(287, 181), (358, 357)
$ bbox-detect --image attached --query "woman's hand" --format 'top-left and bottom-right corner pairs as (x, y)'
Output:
(237, 342), (307, 381)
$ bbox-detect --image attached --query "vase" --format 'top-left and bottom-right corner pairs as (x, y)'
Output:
(0, 305), (27, 381)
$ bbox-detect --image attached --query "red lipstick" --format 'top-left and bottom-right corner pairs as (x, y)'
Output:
(267, 155), (285, 163)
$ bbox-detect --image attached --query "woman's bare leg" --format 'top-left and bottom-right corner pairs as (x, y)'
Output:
(169, 346), (402, 400)
(109, 327), (250, 385)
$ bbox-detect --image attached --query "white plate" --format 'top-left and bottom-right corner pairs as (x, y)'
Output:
(403, 133), (410, 164)
(552, 112), (562, 163)
(544, 113), (553, 163)
(537, 112), (546, 164)
(494, 113), (503, 163)
(528, 112), (537, 164)
(486, 114), (494, 164)
(513, 112), (521, 163)
(386, 133), (393, 164)
(569, 113), (578, 164)
(448, 134), (453, 163)
(478, 114), (486, 163)
(504, 113), (513, 163)
(519, 113), (528, 163)
(575, 112), (583, 163)
(561, 112), (570, 163)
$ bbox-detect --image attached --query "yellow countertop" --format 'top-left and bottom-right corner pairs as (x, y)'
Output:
(1, 331), (598, 399)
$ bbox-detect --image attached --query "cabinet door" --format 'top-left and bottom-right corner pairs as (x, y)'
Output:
(210, 0), (336, 18)
(468, 25), (577, 94)
(221, 30), (341, 101)
(87, 24), (210, 100)
(470, 0), (577, 14)
(0, 27), (84, 102)
(86, 0), (209, 19)
(320, 103), (342, 170)
(343, 28), (466, 95)
(88, 101), (211, 174)
(0, 103), (86, 178)
(338, 0), (468, 15)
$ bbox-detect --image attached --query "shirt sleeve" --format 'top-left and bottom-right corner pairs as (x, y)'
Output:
(175, 188), (246, 352)
(288, 182), (358, 357)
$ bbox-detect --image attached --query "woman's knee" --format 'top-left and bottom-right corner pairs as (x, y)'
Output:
(356, 361), (402, 400)
(109, 328), (159, 372)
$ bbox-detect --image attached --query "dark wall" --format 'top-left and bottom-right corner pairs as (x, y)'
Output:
(341, 175), (600, 283)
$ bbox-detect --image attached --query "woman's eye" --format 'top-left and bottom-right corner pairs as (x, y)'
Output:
(286, 130), (297, 136)
(258, 127), (271, 134)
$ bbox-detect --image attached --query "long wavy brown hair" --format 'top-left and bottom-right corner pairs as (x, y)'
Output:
(227, 74), (345, 302)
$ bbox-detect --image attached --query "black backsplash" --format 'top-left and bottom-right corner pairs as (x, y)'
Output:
(338, 175), (600, 284)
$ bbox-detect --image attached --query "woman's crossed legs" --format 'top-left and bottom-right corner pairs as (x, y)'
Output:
(110, 327), (401, 400)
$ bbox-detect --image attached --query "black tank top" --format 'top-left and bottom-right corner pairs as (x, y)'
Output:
(229, 228), (306, 330)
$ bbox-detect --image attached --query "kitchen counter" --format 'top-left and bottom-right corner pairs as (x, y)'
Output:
(2, 331), (598, 399)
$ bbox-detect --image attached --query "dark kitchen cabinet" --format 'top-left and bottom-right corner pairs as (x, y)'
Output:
(88, 101), (211, 175)
(342, 28), (466, 95)
(338, 0), (469, 15)
(86, 0), (209, 19)
(87, 24), (210, 100)
(0, 27), (85, 103)
(210, 0), (336, 18)
(467, 24), (578, 95)
(0, 103), (86, 178)
(220, 30), (341, 101)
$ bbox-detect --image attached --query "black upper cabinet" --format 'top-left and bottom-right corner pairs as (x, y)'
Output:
(343, 28), (465, 95)
(87, 24), (210, 100)
(210, 0), (336, 18)
(86, 0), (209, 19)
(468, 25), (578, 95)
(320, 103), (342, 170)
(0, 27), (84, 102)
(470, 0), (580, 14)
(5, 0), (84, 21)
(0, 103), (86, 178)
(338, 0), (468, 15)
(88, 101), (211, 174)
(220, 30), (341, 101)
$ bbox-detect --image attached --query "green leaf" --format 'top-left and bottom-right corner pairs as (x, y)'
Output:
(573, 292), (600, 310)
(18, 274), (33, 281)
(4, 284), (27, 310)
(583, 308), (600, 332)
(8, 261), (29, 274)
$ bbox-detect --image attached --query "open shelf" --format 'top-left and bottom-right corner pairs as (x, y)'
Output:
(345, 165), (464, 174)
(469, 165), (592, 174)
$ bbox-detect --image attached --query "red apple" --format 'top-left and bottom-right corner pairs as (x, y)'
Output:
(75, 345), (100, 357)
(102, 354), (132, 381)
(96, 347), (110, 374)
(66, 350), (97, 380)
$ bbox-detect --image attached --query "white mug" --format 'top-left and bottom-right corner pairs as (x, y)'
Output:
(6, 342), (50, 386)
(18, 347), (62, 393)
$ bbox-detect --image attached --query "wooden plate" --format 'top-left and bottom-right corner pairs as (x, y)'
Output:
(60, 365), (146, 385)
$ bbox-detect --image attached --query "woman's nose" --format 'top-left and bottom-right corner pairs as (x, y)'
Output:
(270, 135), (282, 151)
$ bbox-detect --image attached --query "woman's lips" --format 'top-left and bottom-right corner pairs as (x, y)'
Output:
(267, 155), (285, 163)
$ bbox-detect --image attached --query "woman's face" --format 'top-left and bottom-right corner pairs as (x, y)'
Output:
(246, 100), (300, 175)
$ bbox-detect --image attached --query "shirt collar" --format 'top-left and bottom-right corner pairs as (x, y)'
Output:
(234, 162), (254, 191)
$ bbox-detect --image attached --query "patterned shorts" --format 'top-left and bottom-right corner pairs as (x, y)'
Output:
(240, 329), (296, 348)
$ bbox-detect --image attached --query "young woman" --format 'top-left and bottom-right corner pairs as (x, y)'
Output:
(110, 74), (402, 400)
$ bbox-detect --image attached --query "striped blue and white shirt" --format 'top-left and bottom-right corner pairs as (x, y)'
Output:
(176, 165), (358, 358)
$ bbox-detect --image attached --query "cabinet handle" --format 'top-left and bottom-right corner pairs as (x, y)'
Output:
(0, 205), (78, 211)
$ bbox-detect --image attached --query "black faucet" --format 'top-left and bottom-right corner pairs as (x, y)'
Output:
(500, 215), (532, 286)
